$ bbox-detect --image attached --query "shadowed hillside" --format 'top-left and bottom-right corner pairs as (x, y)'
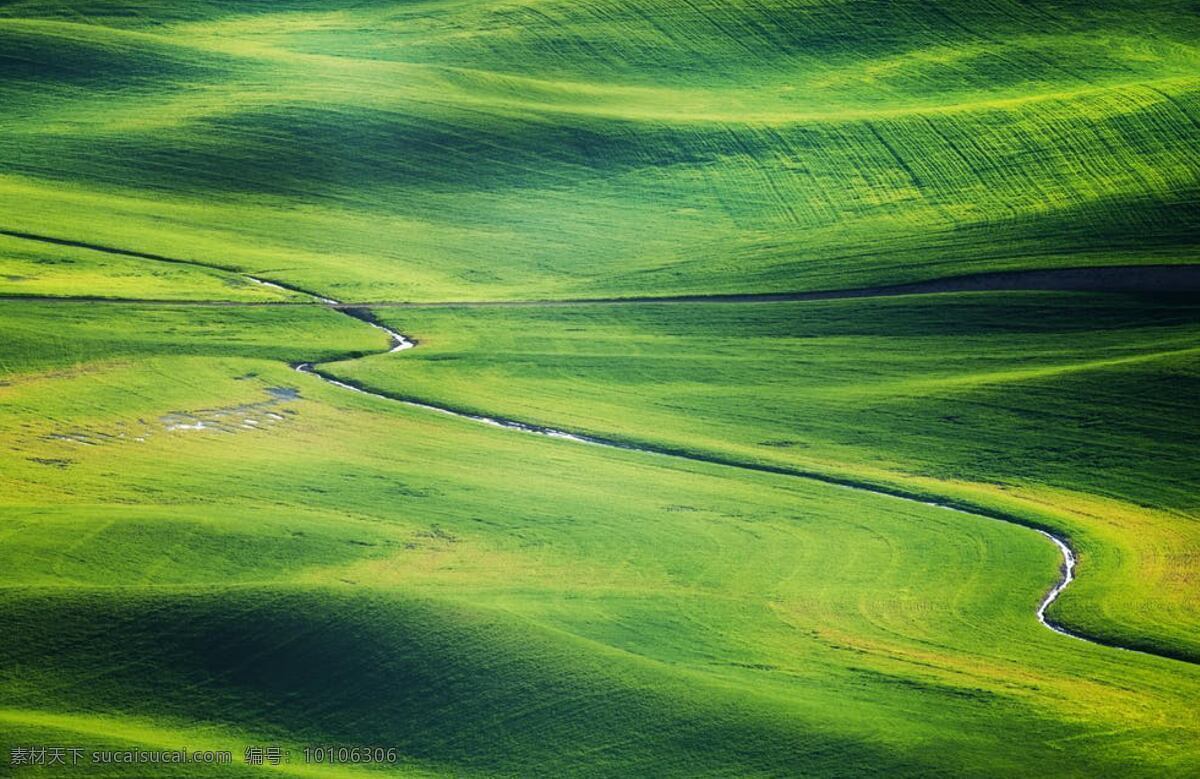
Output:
(1, 2), (1198, 776)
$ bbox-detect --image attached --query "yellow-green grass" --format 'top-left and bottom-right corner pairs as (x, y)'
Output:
(2, 301), (1200, 776)
(0, 1), (1197, 301)
(2, 0), (1199, 775)
(327, 293), (1200, 662)
(0, 233), (305, 302)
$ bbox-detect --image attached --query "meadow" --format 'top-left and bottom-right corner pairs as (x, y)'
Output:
(4, 301), (1200, 777)
(329, 292), (1200, 662)
(1, 0), (1198, 776)
(0, 1), (1197, 301)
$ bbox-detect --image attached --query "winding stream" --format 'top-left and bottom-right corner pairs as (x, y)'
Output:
(290, 287), (1110, 652)
(0, 222), (1182, 660)
(1034, 530), (1081, 642)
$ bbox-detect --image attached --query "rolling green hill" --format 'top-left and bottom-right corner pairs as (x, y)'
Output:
(330, 293), (1200, 662)
(1, 1), (1198, 300)
(4, 301), (1200, 777)
(1, 1), (1198, 776)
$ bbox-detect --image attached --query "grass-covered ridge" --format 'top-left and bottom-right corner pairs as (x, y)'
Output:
(336, 293), (1200, 662)
(1, 0), (1198, 775)
(2, 301), (1200, 776)
(0, 1), (1197, 300)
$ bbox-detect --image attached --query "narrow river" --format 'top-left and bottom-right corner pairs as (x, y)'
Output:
(291, 286), (1105, 650)
(0, 225), (1181, 662)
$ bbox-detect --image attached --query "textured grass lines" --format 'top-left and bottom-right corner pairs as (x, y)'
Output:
(1, 1), (1198, 774)
(336, 294), (1200, 661)
(2, 303), (1199, 775)
(0, 2), (1197, 300)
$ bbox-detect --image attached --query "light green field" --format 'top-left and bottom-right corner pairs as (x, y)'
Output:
(0, 233), (303, 302)
(3, 302), (1200, 778)
(1, 1), (1199, 776)
(330, 295), (1200, 663)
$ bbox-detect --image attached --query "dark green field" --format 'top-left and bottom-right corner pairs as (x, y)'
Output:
(1, 1), (1198, 777)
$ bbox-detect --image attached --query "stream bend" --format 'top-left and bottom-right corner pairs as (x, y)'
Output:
(292, 289), (1146, 660)
(1, 228), (1172, 661)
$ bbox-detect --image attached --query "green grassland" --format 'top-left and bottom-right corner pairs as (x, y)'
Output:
(0, 1), (1197, 300)
(0, 233), (305, 302)
(3, 302), (1200, 778)
(1, 0), (1199, 776)
(330, 294), (1200, 663)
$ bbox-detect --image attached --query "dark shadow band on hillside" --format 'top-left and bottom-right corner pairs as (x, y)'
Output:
(384, 264), (1200, 308)
(2, 260), (1200, 311)
(2, 227), (1199, 307)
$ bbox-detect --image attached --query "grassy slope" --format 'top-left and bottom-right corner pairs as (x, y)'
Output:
(0, 0), (1198, 775)
(0, 1), (1197, 300)
(335, 295), (1200, 661)
(2, 302), (1200, 777)
(0, 233), (306, 302)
